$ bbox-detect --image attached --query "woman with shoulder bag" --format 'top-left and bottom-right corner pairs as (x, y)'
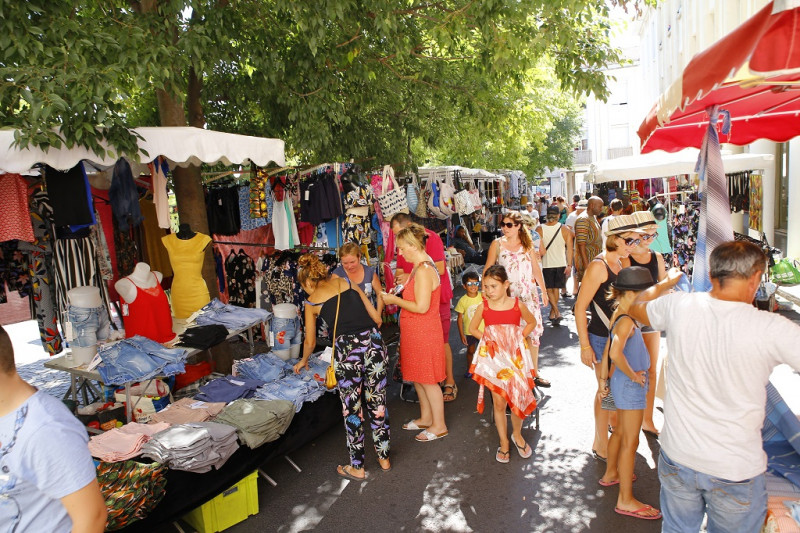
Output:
(294, 253), (391, 480)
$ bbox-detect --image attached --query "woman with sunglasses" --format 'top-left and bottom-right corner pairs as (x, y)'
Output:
(483, 210), (550, 387)
(620, 210), (666, 437)
(575, 214), (644, 461)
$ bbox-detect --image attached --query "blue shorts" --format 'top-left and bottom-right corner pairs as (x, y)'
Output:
(609, 371), (647, 410)
(588, 332), (609, 365)
(465, 335), (479, 347)
(271, 316), (303, 349)
(67, 305), (110, 348)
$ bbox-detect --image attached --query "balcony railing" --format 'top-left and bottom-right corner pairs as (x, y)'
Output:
(607, 146), (634, 159)
(573, 149), (593, 165)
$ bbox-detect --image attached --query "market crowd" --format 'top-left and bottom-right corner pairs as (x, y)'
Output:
(3, 189), (800, 533)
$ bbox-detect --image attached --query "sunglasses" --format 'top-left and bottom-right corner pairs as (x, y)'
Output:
(501, 222), (520, 228)
(621, 237), (642, 247)
(642, 232), (658, 241)
(465, 281), (481, 287)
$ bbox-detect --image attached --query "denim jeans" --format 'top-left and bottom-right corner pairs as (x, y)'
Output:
(67, 305), (110, 348)
(658, 449), (767, 533)
(233, 352), (292, 382)
(97, 335), (187, 384)
(271, 316), (303, 349)
(196, 298), (271, 329)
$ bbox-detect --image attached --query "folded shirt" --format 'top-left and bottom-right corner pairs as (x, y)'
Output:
(177, 324), (230, 350)
(141, 422), (239, 473)
(147, 398), (226, 425)
(215, 399), (295, 449)
(89, 422), (170, 462)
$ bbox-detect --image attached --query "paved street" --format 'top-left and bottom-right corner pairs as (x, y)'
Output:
(224, 295), (666, 533)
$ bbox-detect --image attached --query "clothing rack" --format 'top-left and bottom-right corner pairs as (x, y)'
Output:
(211, 241), (337, 251)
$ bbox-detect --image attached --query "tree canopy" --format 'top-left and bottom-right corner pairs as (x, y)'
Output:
(0, 0), (634, 172)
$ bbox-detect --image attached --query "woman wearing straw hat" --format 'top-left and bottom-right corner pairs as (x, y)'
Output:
(621, 210), (666, 437)
(574, 214), (645, 461)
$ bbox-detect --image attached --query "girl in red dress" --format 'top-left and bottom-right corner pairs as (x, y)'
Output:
(469, 265), (537, 463)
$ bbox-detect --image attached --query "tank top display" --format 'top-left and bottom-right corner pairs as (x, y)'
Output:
(482, 297), (521, 326)
(588, 258), (618, 337)
(540, 224), (567, 268)
(162, 233), (212, 319)
(629, 251), (660, 285)
(123, 274), (174, 343)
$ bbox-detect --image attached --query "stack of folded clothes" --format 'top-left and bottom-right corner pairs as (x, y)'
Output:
(97, 335), (188, 385)
(215, 399), (295, 449)
(88, 422), (170, 462)
(140, 422), (239, 473)
(193, 298), (272, 329)
(177, 324), (230, 350)
(148, 398), (226, 425)
(233, 352), (292, 382)
(194, 375), (264, 402)
(254, 374), (326, 412)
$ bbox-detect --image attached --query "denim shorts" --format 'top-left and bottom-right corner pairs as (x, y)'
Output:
(67, 305), (110, 348)
(271, 316), (303, 349)
(97, 336), (187, 384)
(610, 372), (647, 410)
(588, 332), (609, 365)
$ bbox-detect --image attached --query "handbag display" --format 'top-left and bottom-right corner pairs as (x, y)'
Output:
(325, 288), (341, 390)
(438, 175), (457, 216)
(454, 189), (475, 215)
(771, 258), (800, 285)
(468, 188), (483, 212)
(376, 165), (409, 219)
(426, 180), (449, 220)
(406, 176), (420, 214)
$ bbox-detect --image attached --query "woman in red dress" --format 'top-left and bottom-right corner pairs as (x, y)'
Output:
(382, 223), (448, 442)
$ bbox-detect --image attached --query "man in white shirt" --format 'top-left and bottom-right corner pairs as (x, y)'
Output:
(629, 241), (800, 533)
(600, 198), (623, 249)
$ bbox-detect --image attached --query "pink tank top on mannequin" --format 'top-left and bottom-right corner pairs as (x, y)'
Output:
(123, 274), (174, 343)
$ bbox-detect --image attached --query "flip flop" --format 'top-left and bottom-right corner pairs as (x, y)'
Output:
(442, 384), (458, 402)
(336, 465), (365, 482)
(598, 474), (637, 486)
(614, 505), (662, 520)
(402, 420), (430, 431)
(512, 438), (533, 459)
(592, 449), (608, 462)
(415, 429), (448, 442)
(496, 448), (510, 463)
(642, 428), (660, 438)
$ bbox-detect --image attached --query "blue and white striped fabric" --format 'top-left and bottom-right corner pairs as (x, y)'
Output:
(763, 381), (800, 489)
(692, 105), (734, 292)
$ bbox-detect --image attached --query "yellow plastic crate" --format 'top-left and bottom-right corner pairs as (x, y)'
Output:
(182, 471), (259, 533)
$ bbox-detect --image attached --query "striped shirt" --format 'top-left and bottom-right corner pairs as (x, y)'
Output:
(574, 213), (602, 271)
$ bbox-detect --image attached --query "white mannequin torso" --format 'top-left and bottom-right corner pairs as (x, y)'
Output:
(273, 303), (298, 319)
(115, 262), (163, 303)
(67, 286), (102, 308)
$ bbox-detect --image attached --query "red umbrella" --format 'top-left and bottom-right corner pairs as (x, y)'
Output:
(638, 1), (800, 153)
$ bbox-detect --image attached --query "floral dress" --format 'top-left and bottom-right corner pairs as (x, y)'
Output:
(469, 298), (538, 418)
(496, 238), (544, 345)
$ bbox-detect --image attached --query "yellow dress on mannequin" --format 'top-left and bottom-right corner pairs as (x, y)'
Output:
(161, 232), (212, 318)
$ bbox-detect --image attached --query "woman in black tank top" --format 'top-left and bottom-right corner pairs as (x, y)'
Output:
(574, 214), (644, 461)
(621, 217), (666, 436)
(294, 253), (392, 480)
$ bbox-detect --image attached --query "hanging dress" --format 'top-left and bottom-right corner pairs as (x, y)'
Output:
(495, 238), (544, 345)
(161, 233), (211, 318)
(469, 297), (537, 418)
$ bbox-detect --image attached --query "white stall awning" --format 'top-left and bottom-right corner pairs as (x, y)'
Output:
(418, 165), (505, 181)
(0, 126), (286, 173)
(589, 149), (773, 184)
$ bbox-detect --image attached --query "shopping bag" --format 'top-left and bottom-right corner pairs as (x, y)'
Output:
(438, 175), (457, 216)
(454, 189), (475, 215)
(406, 177), (420, 214)
(376, 165), (409, 219)
(771, 258), (800, 285)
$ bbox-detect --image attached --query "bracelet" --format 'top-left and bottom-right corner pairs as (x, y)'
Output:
(581, 345), (592, 350)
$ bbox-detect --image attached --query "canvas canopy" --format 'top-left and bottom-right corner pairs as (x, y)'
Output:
(0, 126), (286, 174)
(588, 149), (773, 184)
(418, 165), (505, 181)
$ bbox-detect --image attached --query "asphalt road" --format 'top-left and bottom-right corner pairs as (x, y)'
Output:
(219, 294), (665, 533)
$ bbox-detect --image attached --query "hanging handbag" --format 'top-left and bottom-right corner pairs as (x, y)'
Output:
(406, 176), (420, 214)
(377, 165), (409, 219)
(771, 258), (800, 285)
(416, 181), (430, 218)
(427, 180), (449, 220)
(325, 288), (342, 390)
(468, 187), (482, 212)
(454, 189), (475, 215)
(438, 175), (457, 216)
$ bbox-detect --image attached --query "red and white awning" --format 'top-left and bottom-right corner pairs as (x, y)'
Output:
(638, 0), (800, 153)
